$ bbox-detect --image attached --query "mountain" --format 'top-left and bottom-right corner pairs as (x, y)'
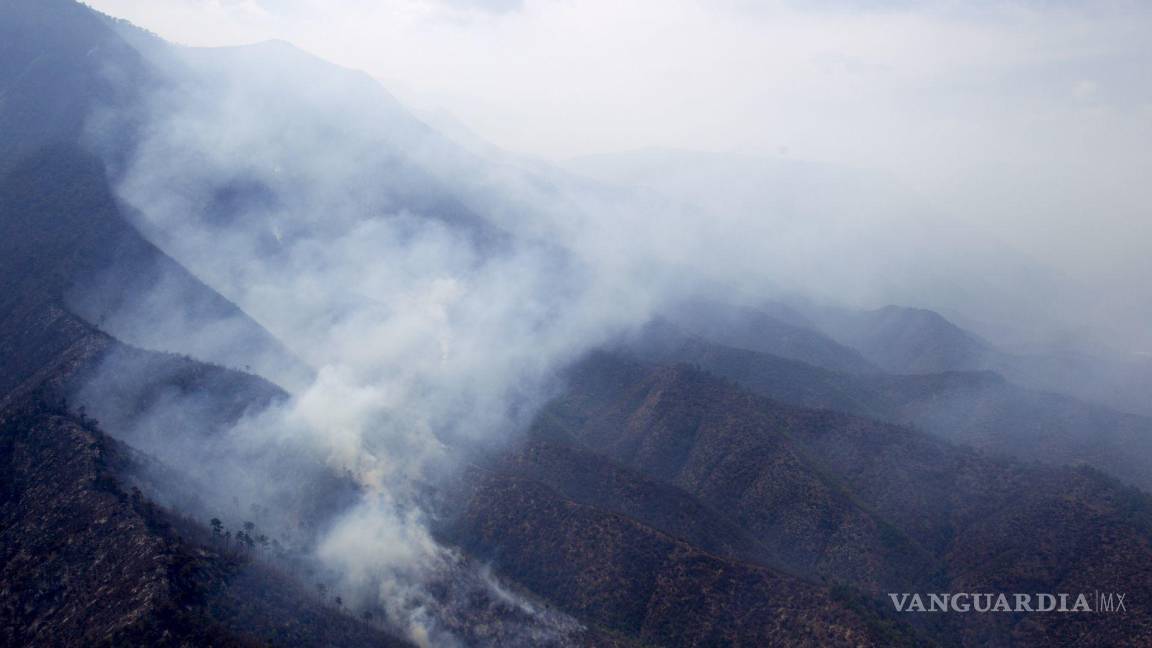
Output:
(627, 318), (1152, 492)
(0, 0), (143, 172)
(658, 299), (878, 374)
(3, 1), (1152, 646)
(805, 304), (994, 375)
(496, 351), (1152, 647)
(873, 370), (1152, 493)
(0, 2), (916, 644)
(566, 147), (1152, 416)
(452, 466), (918, 647)
(0, 394), (411, 647)
(792, 301), (1152, 417)
(0, 0), (310, 389)
(624, 318), (885, 417)
(0, 145), (311, 387)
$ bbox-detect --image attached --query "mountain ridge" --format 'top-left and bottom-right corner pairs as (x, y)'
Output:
(2, 1), (1151, 646)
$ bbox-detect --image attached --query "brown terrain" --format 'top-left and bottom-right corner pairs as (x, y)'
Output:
(2, 1), (1151, 646)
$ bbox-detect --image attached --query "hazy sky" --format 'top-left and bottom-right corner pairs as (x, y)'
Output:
(83, 0), (1152, 350)
(84, 1), (1151, 160)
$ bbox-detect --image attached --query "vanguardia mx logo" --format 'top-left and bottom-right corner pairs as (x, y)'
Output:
(888, 592), (1128, 613)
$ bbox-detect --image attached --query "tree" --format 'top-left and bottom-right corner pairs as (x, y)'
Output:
(236, 531), (255, 552)
(243, 520), (256, 534)
(334, 595), (343, 611)
(210, 518), (223, 540)
(316, 583), (328, 603)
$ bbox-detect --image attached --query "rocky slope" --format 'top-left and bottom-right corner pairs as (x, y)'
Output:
(497, 351), (1152, 646)
(3, 1), (1151, 646)
(631, 320), (1152, 492)
(0, 393), (409, 647)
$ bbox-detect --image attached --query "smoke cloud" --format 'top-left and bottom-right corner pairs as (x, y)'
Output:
(80, 29), (702, 643)
(84, 0), (1152, 355)
(69, 0), (1152, 641)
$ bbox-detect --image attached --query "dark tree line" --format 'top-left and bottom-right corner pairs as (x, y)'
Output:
(209, 517), (271, 555)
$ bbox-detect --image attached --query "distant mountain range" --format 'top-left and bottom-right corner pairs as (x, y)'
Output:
(566, 148), (1152, 418)
(2, 1), (1150, 646)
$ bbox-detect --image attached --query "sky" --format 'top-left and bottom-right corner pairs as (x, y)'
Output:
(82, 0), (1152, 352)
(82, 1), (1151, 162)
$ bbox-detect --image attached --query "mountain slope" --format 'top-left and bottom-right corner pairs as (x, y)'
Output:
(814, 305), (993, 375)
(0, 393), (410, 647)
(0, 33), (913, 643)
(0, 143), (309, 389)
(0, 0), (310, 389)
(537, 351), (1152, 647)
(3, 2), (1151, 647)
(874, 371), (1152, 492)
(0, 0), (144, 172)
(454, 468), (917, 647)
(631, 318), (1152, 493)
(661, 301), (878, 374)
(799, 301), (1152, 416)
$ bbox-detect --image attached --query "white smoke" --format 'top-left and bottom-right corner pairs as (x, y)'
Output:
(93, 34), (682, 644)
(77, 5), (1152, 642)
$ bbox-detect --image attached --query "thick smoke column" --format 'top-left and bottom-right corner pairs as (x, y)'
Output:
(92, 35), (687, 644)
